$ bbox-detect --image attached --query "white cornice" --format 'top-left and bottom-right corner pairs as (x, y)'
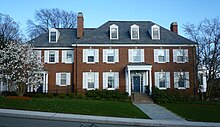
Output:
(71, 44), (197, 47)
(33, 47), (73, 50)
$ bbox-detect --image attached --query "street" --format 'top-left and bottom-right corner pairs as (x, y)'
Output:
(0, 116), (149, 127)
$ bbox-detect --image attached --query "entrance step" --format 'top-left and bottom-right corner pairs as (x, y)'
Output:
(132, 93), (154, 104)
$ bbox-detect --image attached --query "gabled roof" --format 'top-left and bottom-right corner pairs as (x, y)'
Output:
(29, 28), (94, 47)
(77, 21), (196, 45)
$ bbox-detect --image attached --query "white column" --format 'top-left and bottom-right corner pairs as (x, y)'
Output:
(149, 70), (152, 95)
(45, 73), (48, 93)
(203, 76), (207, 92)
(42, 72), (46, 93)
(145, 71), (148, 93)
(128, 69), (131, 95)
(0, 81), (3, 92)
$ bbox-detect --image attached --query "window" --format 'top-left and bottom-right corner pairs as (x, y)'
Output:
(130, 24), (139, 39)
(49, 51), (55, 62)
(151, 25), (160, 40)
(154, 49), (169, 63)
(35, 50), (42, 63)
(56, 73), (71, 86)
(50, 32), (56, 42)
(44, 50), (59, 63)
(103, 49), (119, 63)
(62, 50), (74, 63)
(173, 49), (188, 63)
(110, 24), (119, 39)
(155, 72), (170, 89)
(174, 72), (190, 89)
(83, 49), (99, 63)
(83, 72), (99, 90)
(103, 72), (119, 90)
(128, 49), (144, 63)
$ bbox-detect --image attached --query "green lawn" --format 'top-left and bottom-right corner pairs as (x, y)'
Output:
(160, 103), (220, 122)
(0, 97), (149, 119)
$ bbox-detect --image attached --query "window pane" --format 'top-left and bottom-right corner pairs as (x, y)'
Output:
(66, 51), (72, 59)
(108, 76), (114, 88)
(108, 56), (114, 62)
(111, 28), (118, 39)
(133, 49), (141, 62)
(61, 74), (66, 85)
(177, 56), (184, 62)
(159, 73), (166, 88)
(132, 28), (138, 39)
(153, 28), (159, 39)
(88, 73), (95, 88)
(88, 56), (94, 62)
(178, 73), (186, 87)
(50, 32), (56, 42)
(88, 49), (95, 62)
(49, 51), (55, 62)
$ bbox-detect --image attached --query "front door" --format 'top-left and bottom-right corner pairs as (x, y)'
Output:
(133, 76), (140, 92)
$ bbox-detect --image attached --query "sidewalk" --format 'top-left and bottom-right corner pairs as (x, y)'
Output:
(134, 103), (186, 121)
(0, 108), (220, 127)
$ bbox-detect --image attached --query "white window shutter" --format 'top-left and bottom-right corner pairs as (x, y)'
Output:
(173, 49), (177, 62)
(166, 72), (170, 88)
(66, 73), (71, 85)
(115, 49), (119, 62)
(62, 51), (66, 63)
(174, 72), (179, 88)
(140, 49), (144, 62)
(184, 49), (189, 62)
(55, 51), (59, 63)
(128, 49), (133, 62)
(44, 51), (49, 63)
(185, 72), (190, 88)
(83, 49), (87, 62)
(95, 49), (99, 63)
(103, 73), (108, 89)
(103, 49), (107, 62)
(154, 72), (159, 88)
(83, 73), (88, 89)
(35, 50), (42, 63)
(165, 49), (169, 62)
(154, 49), (158, 62)
(56, 73), (60, 86)
(114, 72), (119, 89)
(95, 73), (99, 89)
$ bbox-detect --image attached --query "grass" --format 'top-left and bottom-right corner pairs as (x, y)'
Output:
(160, 103), (220, 122)
(0, 96), (149, 119)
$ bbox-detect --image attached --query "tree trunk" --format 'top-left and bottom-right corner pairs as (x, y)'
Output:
(16, 82), (26, 96)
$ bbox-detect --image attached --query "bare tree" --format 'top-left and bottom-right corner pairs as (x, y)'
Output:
(183, 17), (220, 100)
(26, 8), (77, 39)
(0, 13), (21, 48)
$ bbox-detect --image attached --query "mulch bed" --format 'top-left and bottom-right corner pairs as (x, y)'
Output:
(6, 96), (32, 100)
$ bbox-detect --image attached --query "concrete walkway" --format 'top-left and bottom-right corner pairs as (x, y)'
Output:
(134, 103), (186, 121)
(0, 108), (220, 127)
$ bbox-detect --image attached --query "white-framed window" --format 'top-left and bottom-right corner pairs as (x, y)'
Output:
(83, 49), (99, 63)
(56, 72), (71, 86)
(130, 24), (139, 40)
(174, 72), (190, 89)
(62, 50), (74, 63)
(83, 72), (99, 90)
(155, 72), (170, 89)
(128, 49), (144, 63)
(151, 25), (160, 40)
(110, 24), (119, 40)
(154, 49), (169, 63)
(103, 72), (119, 90)
(49, 28), (60, 43)
(103, 49), (119, 63)
(173, 49), (188, 63)
(44, 50), (59, 63)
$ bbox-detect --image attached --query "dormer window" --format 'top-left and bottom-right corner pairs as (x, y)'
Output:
(49, 28), (60, 43)
(110, 24), (118, 40)
(130, 24), (139, 40)
(151, 25), (160, 40)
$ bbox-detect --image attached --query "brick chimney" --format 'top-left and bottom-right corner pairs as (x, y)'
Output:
(170, 22), (178, 34)
(77, 12), (84, 38)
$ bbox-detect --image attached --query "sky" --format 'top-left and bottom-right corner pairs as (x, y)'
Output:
(0, 0), (220, 37)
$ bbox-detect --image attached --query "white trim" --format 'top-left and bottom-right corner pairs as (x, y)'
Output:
(72, 44), (197, 47)
(33, 47), (73, 50)
(110, 24), (119, 40)
(130, 24), (139, 40)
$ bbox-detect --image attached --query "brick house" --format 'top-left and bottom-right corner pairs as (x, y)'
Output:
(28, 12), (197, 96)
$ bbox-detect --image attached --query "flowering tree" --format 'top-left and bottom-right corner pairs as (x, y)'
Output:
(0, 42), (44, 96)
